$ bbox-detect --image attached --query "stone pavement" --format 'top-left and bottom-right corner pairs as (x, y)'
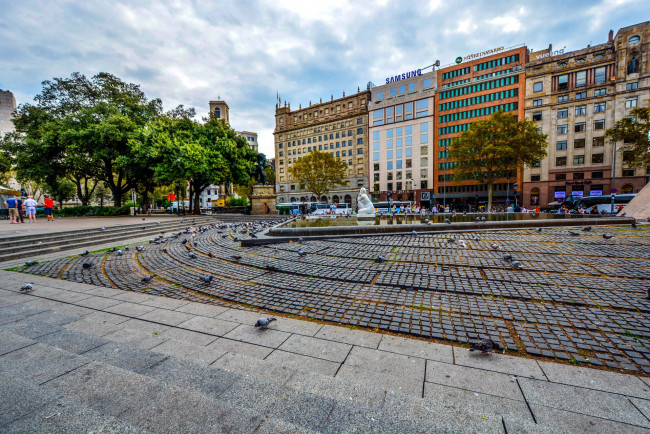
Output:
(2, 270), (650, 433)
(16, 221), (650, 371)
(0, 215), (177, 236)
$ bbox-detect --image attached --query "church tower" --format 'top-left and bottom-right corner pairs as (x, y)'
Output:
(208, 100), (230, 126)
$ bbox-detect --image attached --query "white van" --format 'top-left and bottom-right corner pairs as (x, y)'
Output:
(311, 203), (352, 215)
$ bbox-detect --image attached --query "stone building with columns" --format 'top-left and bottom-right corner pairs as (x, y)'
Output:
(274, 90), (370, 206)
(523, 22), (650, 208)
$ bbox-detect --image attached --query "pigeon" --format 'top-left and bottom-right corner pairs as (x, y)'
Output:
(502, 253), (512, 262)
(582, 226), (592, 232)
(412, 230), (418, 236)
(448, 236), (456, 243)
(470, 338), (500, 354)
(375, 256), (385, 263)
(141, 274), (155, 283)
(471, 235), (480, 241)
(124, 246), (130, 251)
(188, 251), (196, 259)
(481, 217), (486, 222)
(491, 243), (501, 251)
(25, 260), (38, 266)
(511, 260), (524, 270)
(116, 249), (123, 256)
(444, 218), (451, 224)
(265, 265), (279, 272)
(232, 255), (242, 261)
(568, 231), (580, 236)
(458, 240), (466, 248)
(82, 262), (93, 269)
(536, 227), (543, 233)
(142, 218), (145, 221)
(80, 250), (89, 256)
(208, 252), (215, 258)
(182, 239), (188, 244)
(475, 217), (481, 222)
(255, 317), (277, 329)
(632, 222), (637, 229)
(20, 283), (34, 292)
(200, 275), (213, 284)
(250, 233), (258, 238)
(621, 212), (627, 217)
(136, 246), (144, 252)
(603, 234), (614, 239)
(162, 248), (167, 253)
(424, 218), (430, 224)
(298, 249), (306, 256)
(101, 226), (106, 231)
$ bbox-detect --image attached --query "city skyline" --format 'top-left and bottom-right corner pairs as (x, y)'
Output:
(1, 0), (649, 157)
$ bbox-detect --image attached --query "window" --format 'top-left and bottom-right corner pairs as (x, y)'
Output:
(556, 157), (567, 166)
(573, 155), (585, 165)
(575, 91), (587, 100)
(387, 139), (393, 149)
(373, 152), (380, 161)
(390, 87), (396, 97)
(622, 169), (635, 177)
(373, 163), (379, 171)
(623, 151), (635, 162)
(594, 67), (606, 84)
(574, 139), (585, 148)
(558, 75), (568, 90)
(405, 125), (412, 135)
(575, 70), (587, 87)
(626, 97), (638, 109)
(387, 161), (393, 170)
(592, 171), (603, 178)
(396, 138), (402, 147)
(555, 173), (566, 180)
(533, 160), (541, 167)
(409, 83), (415, 92)
(357, 138), (363, 145)
(533, 82), (543, 92)
(557, 124), (568, 134)
(593, 137), (604, 147)
(405, 148), (412, 157)
(575, 105), (586, 116)
(420, 134), (428, 144)
(574, 123), (586, 133)
(373, 142), (379, 151)
(558, 109), (568, 119)
(423, 78), (432, 88)
(396, 149), (403, 159)
(533, 99), (542, 106)
(573, 172), (584, 180)
(594, 120), (605, 130)
(558, 95), (569, 103)
(531, 175), (541, 182)
(626, 82), (638, 90)
(533, 112), (543, 121)
(594, 102), (606, 113)
(594, 88), (607, 96)
(556, 141), (567, 150)
(399, 84), (405, 95)
(591, 153), (604, 164)
(357, 128), (363, 134)
(387, 150), (393, 160)
(376, 91), (383, 101)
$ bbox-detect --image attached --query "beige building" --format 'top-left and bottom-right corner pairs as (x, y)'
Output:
(523, 22), (650, 208)
(0, 90), (16, 138)
(274, 90), (370, 205)
(368, 68), (437, 205)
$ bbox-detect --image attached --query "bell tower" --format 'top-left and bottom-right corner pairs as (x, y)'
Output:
(208, 99), (230, 126)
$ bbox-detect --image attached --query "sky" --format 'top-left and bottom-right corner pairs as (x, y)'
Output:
(1, 0), (648, 157)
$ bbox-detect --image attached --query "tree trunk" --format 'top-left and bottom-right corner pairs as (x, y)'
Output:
(188, 182), (193, 214)
(487, 182), (494, 211)
(73, 177), (97, 207)
(194, 188), (202, 215)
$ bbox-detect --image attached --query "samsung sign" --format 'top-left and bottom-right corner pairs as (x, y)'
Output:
(385, 69), (422, 84)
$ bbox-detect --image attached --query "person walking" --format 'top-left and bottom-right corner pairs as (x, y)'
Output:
(23, 195), (37, 223)
(4, 195), (19, 224)
(43, 195), (54, 222)
(16, 197), (25, 223)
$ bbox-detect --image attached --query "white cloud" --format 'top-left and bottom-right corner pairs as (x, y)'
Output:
(488, 16), (522, 33)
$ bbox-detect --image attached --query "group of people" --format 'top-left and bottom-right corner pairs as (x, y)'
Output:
(3, 195), (55, 224)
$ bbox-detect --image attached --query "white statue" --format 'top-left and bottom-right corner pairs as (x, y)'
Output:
(357, 187), (376, 215)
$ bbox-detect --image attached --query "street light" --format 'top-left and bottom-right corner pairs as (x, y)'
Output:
(513, 182), (519, 208)
(611, 125), (621, 214)
(442, 145), (448, 210)
(506, 174), (510, 212)
(174, 181), (180, 216)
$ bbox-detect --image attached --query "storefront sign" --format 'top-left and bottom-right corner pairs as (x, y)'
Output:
(591, 190), (603, 196)
(385, 69), (422, 84)
(531, 47), (565, 61)
(554, 191), (566, 199)
(421, 192), (431, 201)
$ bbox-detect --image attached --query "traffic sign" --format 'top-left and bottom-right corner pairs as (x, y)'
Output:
(611, 188), (617, 193)
(506, 199), (510, 204)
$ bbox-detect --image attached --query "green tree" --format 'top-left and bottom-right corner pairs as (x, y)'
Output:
(0, 149), (11, 185)
(605, 106), (650, 170)
(92, 181), (112, 206)
(43, 177), (76, 208)
(264, 165), (276, 186)
(287, 150), (348, 200)
(1, 72), (162, 207)
(449, 110), (547, 210)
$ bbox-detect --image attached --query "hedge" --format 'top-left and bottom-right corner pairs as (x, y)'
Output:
(36, 206), (131, 217)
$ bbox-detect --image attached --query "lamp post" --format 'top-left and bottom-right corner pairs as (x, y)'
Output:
(513, 182), (519, 209)
(506, 174), (510, 212)
(610, 125), (620, 214)
(442, 145), (448, 210)
(174, 181), (180, 217)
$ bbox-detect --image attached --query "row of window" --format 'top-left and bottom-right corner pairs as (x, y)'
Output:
(439, 75), (519, 100)
(555, 120), (606, 135)
(291, 105), (366, 124)
(384, 181), (429, 191)
(438, 138), (453, 148)
(375, 79), (433, 101)
(555, 154), (604, 166)
(474, 54), (520, 72)
(439, 102), (518, 125)
(556, 137), (605, 150)
(442, 67), (471, 81)
(372, 99), (430, 125)
(439, 88), (518, 112)
(439, 123), (471, 136)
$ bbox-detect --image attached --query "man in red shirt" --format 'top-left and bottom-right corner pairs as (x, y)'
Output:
(43, 195), (54, 222)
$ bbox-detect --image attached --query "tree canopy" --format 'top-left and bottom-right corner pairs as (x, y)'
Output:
(605, 106), (650, 170)
(449, 110), (547, 210)
(287, 150), (348, 200)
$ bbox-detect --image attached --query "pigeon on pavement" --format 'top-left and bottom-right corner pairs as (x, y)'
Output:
(375, 256), (385, 263)
(582, 226), (592, 232)
(200, 275), (213, 284)
(82, 263), (93, 269)
(511, 260), (524, 270)
(20, 283), (34, 292)
(603, 234), (614, 239)
(117, 249), (123, 256)
(502, 253), (512, 262)
(568, 231), (580, 236)
(470, 339), (500, 354)
(445, 218), (451, 224)
(25, 260), (38, 266)
(188, 251), (196, 259)
(298, 249), (306, 256)
(141, 274), (155, 282)
(80, 250), (89, 256)
(536, 227), (543, 233)
(255, 317), (277, 329)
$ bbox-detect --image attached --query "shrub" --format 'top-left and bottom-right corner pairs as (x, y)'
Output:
(36, 206), (131, 217)
(278, 206), (290, 215)
(226, 197), (250, 207)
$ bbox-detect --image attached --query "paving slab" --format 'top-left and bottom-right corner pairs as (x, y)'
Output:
(34, 328), (109, 354)
(118, 318), (171, 334)
(104, 301), (157, 317)
(150, 339), (227, 365)
(206, 337), (274, 359)
(176, 316), (239, 336)
(314, 324), (381, 348)
(425, 359), (524, 400)
(216, 308), (267, 324)
(109, 291), (155, 304)
(0, 330), (35, 356)
(81, 341), (168, 374)
(75, 295), (124, 310)
(0, 342), (89, 385)
(0, 317), (63, 339)
(335, 346), (425, 398)
(63, 318), (123, 337)
(379, 334), (454, 363)
(140, 296), (189, 310)
(455, 346), (546, 379)
(266, 316), (324, 336)
(628, 397), (650, 422)
(102, 328), (170, 350)
(518, 377), (650, 427)
(82, 310), (132, 325)
(539, 360), (650, 399)
(160, 327), (219, 347)
(223, 323), (291, 348)
(0, 372), (61, 427)
(138, 308), (195, 326)
(211, 352), (296, 385)
(529, 403), (650, 433)
(278, 333), (352, 363)
(265, 349), (341, 376)
(175, 301), (229, 317)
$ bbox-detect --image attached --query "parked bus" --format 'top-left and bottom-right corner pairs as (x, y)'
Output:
(275, 202), (302, 215)
(575, 194), (636, 213)
(373, 201), (414, 213)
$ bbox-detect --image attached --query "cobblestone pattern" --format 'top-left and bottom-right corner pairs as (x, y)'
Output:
(18, 222), (650, 371)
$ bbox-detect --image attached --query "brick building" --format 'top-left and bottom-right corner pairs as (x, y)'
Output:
(523, 22), (650, 208)
(434, 46), (528, 210)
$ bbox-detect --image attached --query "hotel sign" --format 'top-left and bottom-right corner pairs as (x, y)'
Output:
(385, 69), (422, 84)
(457, 46), (505, 63)
(530, 47), (566, 60)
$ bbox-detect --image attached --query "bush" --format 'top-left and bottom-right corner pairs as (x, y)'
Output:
(278, 206), (290, 215)
(226, 197), (250, 207)
(36, 206), (131, 217)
